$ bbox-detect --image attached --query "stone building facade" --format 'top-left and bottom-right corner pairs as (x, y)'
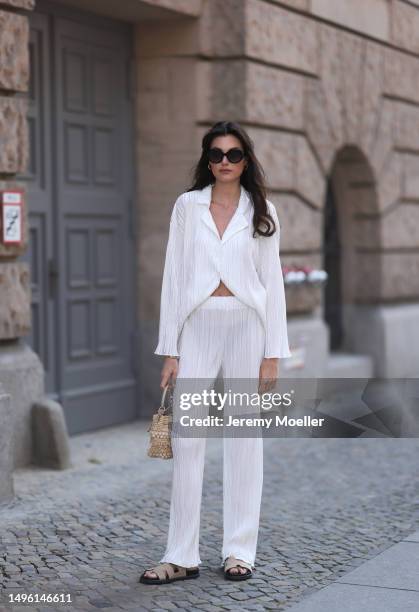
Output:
(1, 0), (419, 488)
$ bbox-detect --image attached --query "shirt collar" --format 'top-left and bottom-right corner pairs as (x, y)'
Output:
(197, 183), (253, 243)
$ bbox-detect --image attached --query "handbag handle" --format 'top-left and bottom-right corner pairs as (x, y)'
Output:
(160, 383), (174, 414)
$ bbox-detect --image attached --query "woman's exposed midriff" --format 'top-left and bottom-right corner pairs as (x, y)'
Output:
(211, 280), (235, 296)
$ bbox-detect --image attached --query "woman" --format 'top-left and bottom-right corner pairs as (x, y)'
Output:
(140, 120), (291, 585)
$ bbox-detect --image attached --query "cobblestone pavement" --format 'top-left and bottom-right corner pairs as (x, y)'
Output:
(1, 421), (419, 611)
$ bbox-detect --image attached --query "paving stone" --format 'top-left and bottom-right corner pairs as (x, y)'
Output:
(0, 433), (418, 611)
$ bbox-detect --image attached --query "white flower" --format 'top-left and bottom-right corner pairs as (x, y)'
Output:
(284, 268), (328, 285)
(285, 270), (306, 284)
(307, 270), (328, 283)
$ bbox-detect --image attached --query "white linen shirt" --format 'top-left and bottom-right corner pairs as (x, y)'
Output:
(154, 183), (292, 359)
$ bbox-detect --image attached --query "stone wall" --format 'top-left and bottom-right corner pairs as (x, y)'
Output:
(0, 1), (33, 474)
(198, 0), (419, 306)
(0, 4), (30, 338)
(136, 0), (419, 382)
(0, 383), (13, 502)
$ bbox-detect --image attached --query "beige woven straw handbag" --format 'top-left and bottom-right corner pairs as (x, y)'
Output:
(147, 383), (174, 459)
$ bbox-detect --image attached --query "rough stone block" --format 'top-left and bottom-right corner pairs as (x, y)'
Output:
(376, 152), (403, 214)
(311, 0), (389, 41)
(0, 96), (28, 173)
(136, 18), (199, 58)
(0, 341), (43, 468)
(32, 399), (71, 469)
(246, 127), (297, 191)
(318, 23), (345, 149)
(394, 100), (419, 151)
(401, 152), (419, 200)
(0, 11), (29, 92)
(270, 193), (323, 252)
(392, 0), (419, 55)
(384, 46), (419, 105)
(246, 62), (305, 128)
(339, 30), (365, 143)
(304, 78), (337, 174)
(199, 0), (244, 57)
(355, 204), (419, 250)
(356, 252), (419, 302)
(0, 181), (28, 257)
(0, 383), (14, 502)
(246, 0), (318, 75)
(137, 57), (198, 128)
(369, 98), (396, 177)
(196, 60), (212, 122)
(271, 0), (309, 10)
(294, 135), (325, 208)
(359, 40), (384, 156)
(0, 261), (31, 339)
(210, 60), (247, 120)
(0, 0), (34, 9)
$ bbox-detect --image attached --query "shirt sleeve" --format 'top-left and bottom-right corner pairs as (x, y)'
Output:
(258, 201), (292, 359)
(154, 196), (185, 357)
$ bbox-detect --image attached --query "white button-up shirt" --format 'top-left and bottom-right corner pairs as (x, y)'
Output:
(155, 183), (292, 359)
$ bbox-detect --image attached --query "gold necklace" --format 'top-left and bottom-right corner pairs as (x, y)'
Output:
(210, 198), (239, 210)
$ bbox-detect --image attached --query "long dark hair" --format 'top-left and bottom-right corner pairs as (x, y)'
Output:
(186, 121), (276, 238)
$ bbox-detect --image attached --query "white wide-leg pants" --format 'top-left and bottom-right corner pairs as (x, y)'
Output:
(159, 295), (265, 569)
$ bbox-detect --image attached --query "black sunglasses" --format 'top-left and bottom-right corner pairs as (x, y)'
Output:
(208, 147), (245, 164)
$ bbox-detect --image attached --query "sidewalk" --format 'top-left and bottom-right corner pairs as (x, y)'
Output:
(1, 421), (419, 611)
(287, 530), (419, 612)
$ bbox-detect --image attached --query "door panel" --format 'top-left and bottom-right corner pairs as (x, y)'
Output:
(19, 12), (57, 394)
(21, 4), (137, 433)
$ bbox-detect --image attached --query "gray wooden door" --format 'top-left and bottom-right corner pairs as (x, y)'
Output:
(20, 2), (138, 434)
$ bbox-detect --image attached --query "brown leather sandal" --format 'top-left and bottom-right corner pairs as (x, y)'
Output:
(139, 562), (200, 585)
(223, 555), (253, 581)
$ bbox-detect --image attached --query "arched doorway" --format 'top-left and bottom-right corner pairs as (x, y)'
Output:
(323, 145), (378, 377)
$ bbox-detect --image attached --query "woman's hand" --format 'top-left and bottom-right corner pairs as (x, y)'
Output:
(258, 357), (279, 394)
(161, 356), (179, 389)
